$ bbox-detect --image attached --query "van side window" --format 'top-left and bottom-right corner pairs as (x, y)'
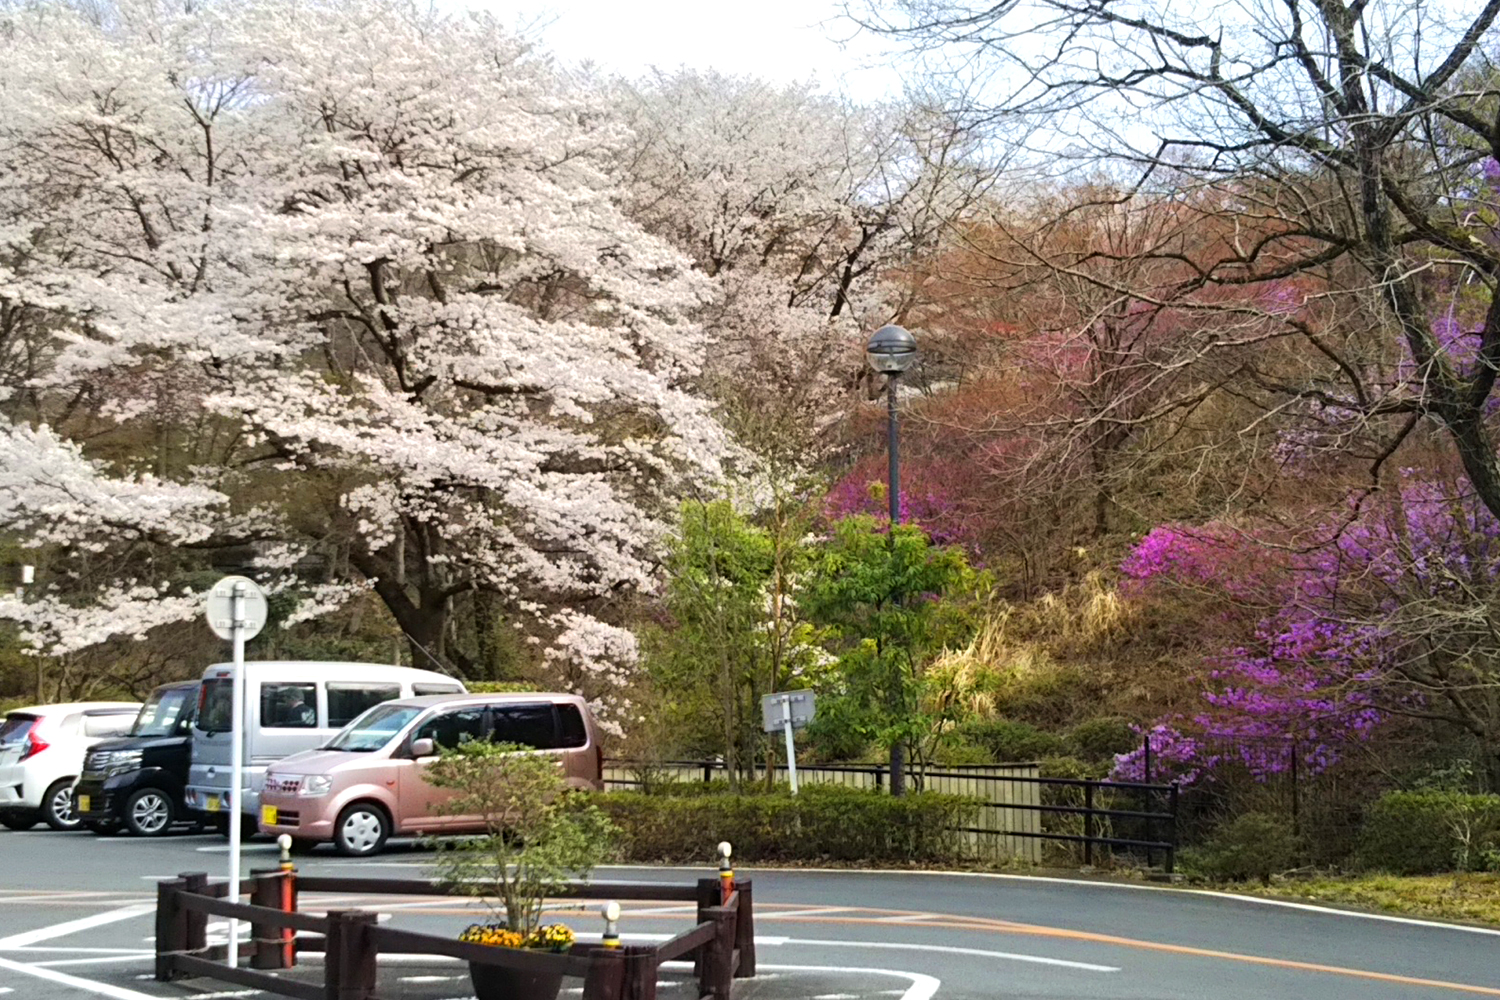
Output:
(412, 683), (464, 696)
(413, 707), (485, 750)
(490, 704), (558, 749)
(557, 705), (587, 748)
(262, 682), (318, 728)
(327, 683), (401, 728)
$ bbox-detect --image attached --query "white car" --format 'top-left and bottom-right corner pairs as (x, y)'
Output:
(0, 702), (142, 831)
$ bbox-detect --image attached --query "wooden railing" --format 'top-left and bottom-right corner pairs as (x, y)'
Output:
(154, 869), (755, 1000)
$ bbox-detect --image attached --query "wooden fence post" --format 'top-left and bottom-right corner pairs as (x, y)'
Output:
(697, 907), (736, 1000)
(249, 869), (293, 970)
(622, 944), (657, 1000)
(732, 879), (755, 978)
(324, 910), (378, 1000)
(181, 872), (208, 957)
(154, 877), (186, 982)
(692, 878), (718, 978)
(580, 945), (626, 1000)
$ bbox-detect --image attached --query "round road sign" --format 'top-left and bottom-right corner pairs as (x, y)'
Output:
(205, 575), (269, 641)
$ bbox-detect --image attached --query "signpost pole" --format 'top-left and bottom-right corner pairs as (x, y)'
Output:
(227, 581), (246, 970)
(204, 574), (266, 972)
(781, 695), (798, 795)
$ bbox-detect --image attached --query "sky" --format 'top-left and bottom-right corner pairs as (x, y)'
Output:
(494, 0), (908, 99)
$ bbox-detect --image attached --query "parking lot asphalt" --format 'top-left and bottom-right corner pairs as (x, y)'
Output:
(4, 827), (1500, 1000)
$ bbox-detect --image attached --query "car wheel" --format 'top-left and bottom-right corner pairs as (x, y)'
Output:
(124, 789), (175, 837)
(42, 779), (82, 831)
(0, 812), (38, 831)
(333, 804), (388, 857)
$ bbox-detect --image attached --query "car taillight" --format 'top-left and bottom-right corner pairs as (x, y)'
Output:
(19, 733), (48, 761)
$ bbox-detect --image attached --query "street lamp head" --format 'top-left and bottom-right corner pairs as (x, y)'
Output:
(865, 324), (917, 375)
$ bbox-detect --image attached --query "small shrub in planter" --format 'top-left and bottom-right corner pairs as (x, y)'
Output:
(426, 740), (617, 1000)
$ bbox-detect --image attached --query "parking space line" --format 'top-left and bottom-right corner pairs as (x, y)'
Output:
(0, 954), (158, 1000)
(758, 963), (940, 1000)
(0, 903), (155, 948)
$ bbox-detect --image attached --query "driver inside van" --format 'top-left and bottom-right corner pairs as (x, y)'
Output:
(282, 691), (315, 727)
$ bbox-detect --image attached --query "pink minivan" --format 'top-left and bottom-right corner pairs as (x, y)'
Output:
(257, 693), (603, 856)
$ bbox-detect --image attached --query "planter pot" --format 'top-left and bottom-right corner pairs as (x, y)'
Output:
(468, 959), (564, 1000)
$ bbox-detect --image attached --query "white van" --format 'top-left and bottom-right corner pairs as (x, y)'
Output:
(184, 661), (465, 833)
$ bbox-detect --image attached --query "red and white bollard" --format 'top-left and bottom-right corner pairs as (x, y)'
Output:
(717, 841), (734, 904)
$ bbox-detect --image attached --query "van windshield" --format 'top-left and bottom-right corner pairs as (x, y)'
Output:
(325, 704), (421, 752)
(133, 687), (196, 737)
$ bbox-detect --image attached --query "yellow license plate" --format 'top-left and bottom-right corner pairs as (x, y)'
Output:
(77, 794), (90, 813)
(205, 795), (221, 813)
(261, 805), (277, 826)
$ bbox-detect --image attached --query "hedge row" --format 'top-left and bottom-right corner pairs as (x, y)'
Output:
(595, 785), (981, 864)
(1358, 791), (1500, 874)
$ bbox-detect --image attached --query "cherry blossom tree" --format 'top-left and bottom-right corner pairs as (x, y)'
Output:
(0, 0), (727, 714)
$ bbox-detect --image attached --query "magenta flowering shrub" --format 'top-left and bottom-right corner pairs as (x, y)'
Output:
(1115, 476), (1500, 784)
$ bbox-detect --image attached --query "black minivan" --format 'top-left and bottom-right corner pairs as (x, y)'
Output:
(75, 680), (202, 836)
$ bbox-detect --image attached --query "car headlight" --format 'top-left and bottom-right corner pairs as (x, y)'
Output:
(300, 775), (333, 797)
(108, 750), (144, 775)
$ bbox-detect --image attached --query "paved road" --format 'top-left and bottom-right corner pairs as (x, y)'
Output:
(2, 827), (1499, 999)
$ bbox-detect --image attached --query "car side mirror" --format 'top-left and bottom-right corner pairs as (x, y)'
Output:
(410, 738), (436, 759)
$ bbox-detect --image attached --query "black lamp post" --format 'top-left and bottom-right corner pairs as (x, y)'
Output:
(865, 324), (918, 796)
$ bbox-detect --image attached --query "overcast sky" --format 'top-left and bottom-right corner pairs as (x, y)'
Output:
(495, 0), (907, 98)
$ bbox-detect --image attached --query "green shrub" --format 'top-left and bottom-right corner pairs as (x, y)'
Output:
(465, 680), (539, 693)
(1069, 717), (1139, 761)
(596, 784), (981, 864)
(1183, 812), (1302, 884)
(1358, 791), (1500, 874)
(959, 719), (1067, 762)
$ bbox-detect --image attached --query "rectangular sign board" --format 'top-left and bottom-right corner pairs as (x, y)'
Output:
(761, 689), (816, 732)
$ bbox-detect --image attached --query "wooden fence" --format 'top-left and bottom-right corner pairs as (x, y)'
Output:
(155, 869), (755, 1000)
(605, 760), (1044, 863)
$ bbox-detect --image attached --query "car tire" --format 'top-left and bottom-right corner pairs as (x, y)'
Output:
(42, 779), (82, 831)
(0, 812), (38, 831)
(288, 837), (318, 855)
(333, 803), (389, 857)
(124, 788), (175, 837)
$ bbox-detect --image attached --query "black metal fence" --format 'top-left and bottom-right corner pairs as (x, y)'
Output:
(605, 759), (1179, 872)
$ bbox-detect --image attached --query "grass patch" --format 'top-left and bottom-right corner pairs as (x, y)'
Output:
(1236, 873), (1500, 927)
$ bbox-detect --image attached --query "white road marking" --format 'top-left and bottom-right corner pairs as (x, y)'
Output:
(196, 844), (279, 854)
(0, 954), (159, 1000)
(758, 963), (940, 1000)
(5, 953), (155, 959)
(0, 903), (155, 949)
(788, 937), (1120, 973)
(398, 975), (462, 983)
(31, 955), (153, 967)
